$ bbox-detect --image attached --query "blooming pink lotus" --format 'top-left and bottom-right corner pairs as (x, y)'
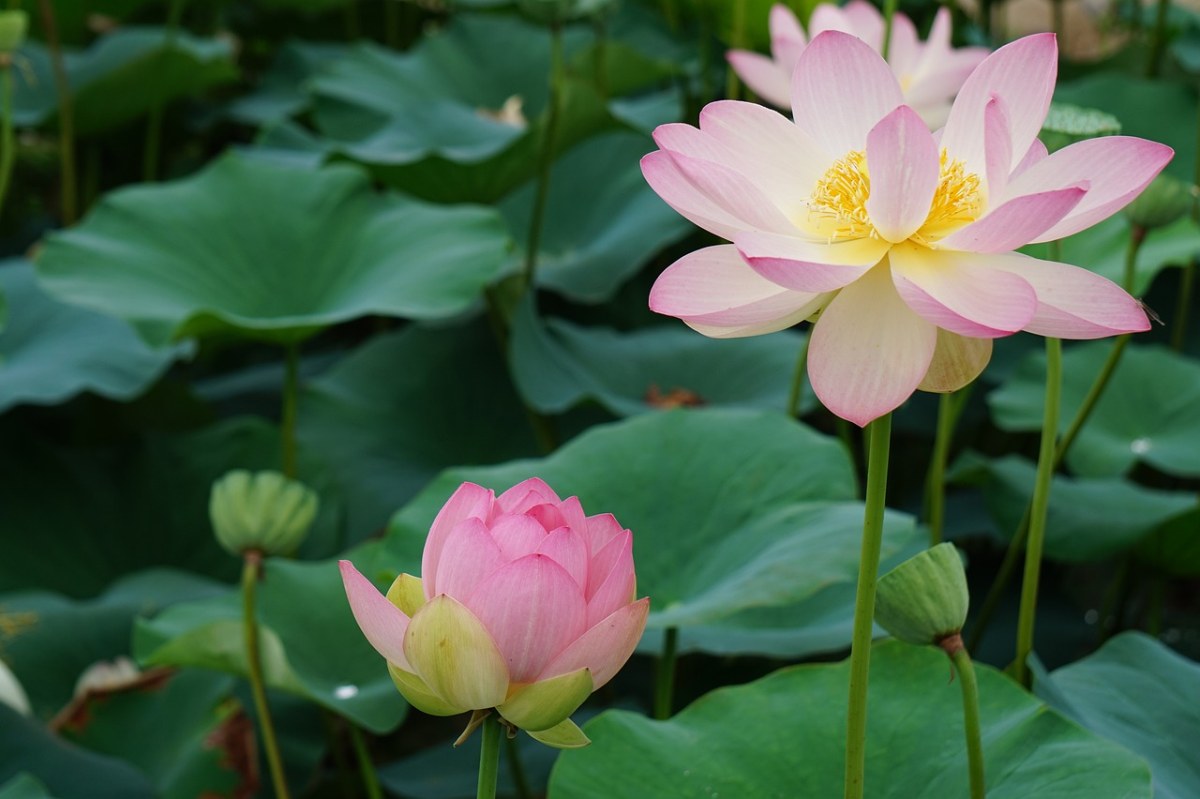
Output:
(340, 478), (649, 748)
(727, 2), (988, 128)
(645, 32), (1170, 426)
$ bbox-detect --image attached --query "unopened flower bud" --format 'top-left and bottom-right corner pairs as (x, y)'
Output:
(1124, 173), (1193, 231)
(0, 11), (27, 56)
(874, 543), (969, 647)
(209, 470), (318, 557)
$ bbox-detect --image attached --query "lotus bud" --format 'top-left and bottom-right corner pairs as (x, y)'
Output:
(874, 543), (969, 648)
(341, 479), (650, 749)
(209, 470), (318, 557)
(0, 11), (26, 57)
(1124, 173), (1193, 231)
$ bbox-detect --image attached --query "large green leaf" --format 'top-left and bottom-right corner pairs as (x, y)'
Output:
(1037, 633), (1199, 799)
(37, 152), (511, 346)
(132, 557), (406, 734)
(386, 410), (920, 653)
(225, 41), (348, 127)
(0, 261), (183, 413)
(549, 641), (1152, 797)
(988, 343), (1200, 478)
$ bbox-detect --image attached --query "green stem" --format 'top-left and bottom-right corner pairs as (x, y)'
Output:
(592, 15), (608, 101)
(0, 65), (14, 218)
(281, 342), (300, 479)
(787, 333), (811, 419)
(242, 553), (291, 799)
(844, 413), (893, 799)
(144, 0), (186, 182)
(1147, 0), (1171, 77)
(925, 389), (968, 546)
(653, 627), (678, 720)
(724, 0), (746, 99)
(881, 0), (900, 58)
(37, 0), (76, 224)
(1012, 337), (1061, 688)
(504, 731), (533, 799)
(522, 25), (563, 293)
(946, 640), (986, 799)
(476, 716), (503, 799)
(1099, 557), (1134, 643)
(348, 723), (382, 799)
(1171, 262), (1194, 351)
(1124, 226), (1146, 293)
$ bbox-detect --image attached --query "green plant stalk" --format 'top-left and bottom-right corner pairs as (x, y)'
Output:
(348, 722), (383, 799)
(0, 66), (14, 218)
(477, 716), (503, 799)
(522, 25), (564, 293)
(1147, 0), (1171, 77)
(505, 731), (534, 799)
(844, 412), (892, 799)
(242, 553), (291, 799)
(653, 626), (678, 720)
(37, 0), (76, 224)
(144, 0), (186, 182)
(787, 333), (811, 419)
(1171, 262), (1194, 351)
(724, 0), (747, 99)
(281, 342), (300, 479)
(947, 641), (986, 799)
(881, 0), (900, 58)
(925, 388), (969, 546)
(1012, 337), (1061, 688)
(593, 15), (608, 101)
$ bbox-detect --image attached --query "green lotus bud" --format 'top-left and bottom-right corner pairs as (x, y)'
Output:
(209, 470), (318, 557)
(874, 543), (969, 647)
(1124, 173), (1193, 231)
(1039, 102), (1120, 152)
(0, 10), (27, 56)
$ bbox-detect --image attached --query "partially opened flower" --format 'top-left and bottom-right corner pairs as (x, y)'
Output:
(340, 479), (649, 748)
(727, 2), (988, 128)
(646, 32), (1170, 426)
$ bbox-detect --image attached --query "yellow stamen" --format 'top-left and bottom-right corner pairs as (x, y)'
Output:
(912, 151), (984, 247)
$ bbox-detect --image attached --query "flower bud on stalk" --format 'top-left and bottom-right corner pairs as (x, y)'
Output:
(874, 542), (969, 650)
(209, 470), (319, 557)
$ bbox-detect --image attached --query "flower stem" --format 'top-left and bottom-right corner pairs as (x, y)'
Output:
(0, 64), (15, 218)
(1170, 263), (1193, 351)
(653, 626), (678, 720)
(37, 0), (76, 224)
(787, 334), (811, 419)
(1147, 0), (1171, 77)
(881, 0), (900, 58)
(844, 412), (892, 799)
(477, 716), (503, 799)
(143, 0), (186, 182)
(724, 0), (746, 99)
(522, 25), (564, 293)
(943, 637), (986, 799)
(1012, 337), (1061, 688)
(504, 731), (533, 799)
(348, 722), (382, 799)
(281, 342), (300, 479)
(925, 389), (968, 546)
(242, 552), (291, 799)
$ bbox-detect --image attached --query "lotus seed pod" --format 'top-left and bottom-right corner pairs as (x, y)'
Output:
(0, 11), (27, 55)
(1124, 173), (1193, 231)
(874, 543), (969, 647)
(209, 470), (319, 557)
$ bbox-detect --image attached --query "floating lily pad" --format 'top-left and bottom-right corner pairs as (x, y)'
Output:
(510, 301), (809, 416)
(132, 557), (407, 734)
(226, 41), (348, 127)
(0, 261), (184, 413)
(549, 640), (1152, 797)
(950, 453), (1196, 562)
(37, 153), (511, 346)
(989, 343), (1200, 478)
(1036, 633), (1199, 799)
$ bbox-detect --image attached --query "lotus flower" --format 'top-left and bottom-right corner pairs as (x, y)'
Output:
(727, 2), (989, 128)
(645, 32), (1170, 426)
(340, 479), (649, 748)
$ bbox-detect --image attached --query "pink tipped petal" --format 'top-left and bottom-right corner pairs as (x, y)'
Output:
(808, 262), (938, 426)
(983, 252), (1152, 338)
(583, 513), (626, 556)
(726, 51), (791, 109)
(938, 185), (1087, 253)
(586, 530), (633, 601)
(537, 528), (590, 591)
(791, 31), (904, 156)
(984, 95), (1013, 199)
(340, 560), (414, 671)
(866, 106), (940, 243)
(488, 514), (550, 560)
(556, 496), (588, 535)
(421, 483), (494, 597)
(403, 595), (509, 711)
(1003, 137), (1175, 243)
(1013, 138), (1048, 178)
(649, 245), (827, 336)
(841, 0), (885, 49)
(941, 34), (1057, 179)
(496, 477), (560, 509)
(769, 3), (806, 45)
(538, 598), (650, 689)
(886, 14), (920, 77)
(465, 555), (587, 683)
(585, 535), (636, 627)
(807, 4), (854, 37)
(918, 330), (993, 392)
(434, 518), (507, 600)
(889, 243), (1037, 337)
(735, 232), (889, 292)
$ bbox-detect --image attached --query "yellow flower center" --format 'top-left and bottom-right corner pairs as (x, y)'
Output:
(807, 149), (984, 246)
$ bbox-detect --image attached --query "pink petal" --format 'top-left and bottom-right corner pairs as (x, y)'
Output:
(769, 3), (806, 47)
(465, 555), (587, 683)
(583, 513), (626, 556)
(982, 252), (1152, 338)
(586, 530), (633, 602)
(726, 51), (791, 109)
(791, 31), (903, 156)
(808, 263), (938, 426)
(886, 14), (920, 77)
(938, 186), (1087, 253)
(889, 243), (1037, 337)
(339, 560), (413, 671)
(556, 496), (588, 537)
(807, 3), (855, 37)
(526, 503), (568, 532)
(841, 0), (885, 49)
(734, 232), (890, 292)
(649, 245), (827, 337)
(496, 478), (561, 514)
(918, 330), (993, 392)
(538, 527), (590, 591)
(984, 96), (1013, 198)
(537, 598), (650, 689)
(1002, 137), (1175, 243)
(865, 106), (939, 243)
(490, 514), (549, 560)
(585, 532), (636, 627)
(941, 33), (1057, 184)
(1013, 138), (1048, 178)
(421, 483), (494, 600)
(433, 518), (507, 601)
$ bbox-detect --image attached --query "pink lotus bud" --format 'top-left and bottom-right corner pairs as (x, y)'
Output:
(340, 479), (649, 748)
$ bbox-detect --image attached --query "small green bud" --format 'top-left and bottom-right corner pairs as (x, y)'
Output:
(209, 470), (318, 557)
(874, 543), (969, 647)
(0, 11), (28, 56)
(1124, 173), (1194, 231)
